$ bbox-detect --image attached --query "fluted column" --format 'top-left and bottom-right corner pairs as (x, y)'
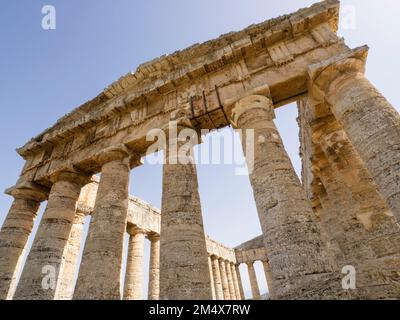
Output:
(211, 256), (224, 300)
(309, 46), (400, 223)
(230, 263), (241, 300)
(246, 262), (260, 299)
(159, 122), (211, 300)
(0, 183), (48, 299)
(262, 260), (275, 300)
(208, 256), (216, 300)
(124, 227), (145, 300)
(147, 234), (160, 300)
(74, 145), (136, 299)
(218, 258), (230, 300)
(225, 260), (236, 300)
(14, 171), (89, 300)
(235, 264), (245, 299)
(231, 94), (338, 299)
(54, 211), (86, 300)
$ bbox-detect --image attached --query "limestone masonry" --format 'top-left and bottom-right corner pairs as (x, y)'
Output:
(1, 0), (400, 299)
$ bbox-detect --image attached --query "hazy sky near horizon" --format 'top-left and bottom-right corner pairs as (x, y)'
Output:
(1, 0), (400, 299)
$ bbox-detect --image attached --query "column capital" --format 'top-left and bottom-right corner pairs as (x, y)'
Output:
(210, 255), (219, 261)
(147, 233), (160, 243)
(96, 144), (142, 168)
(230, 94), (274, 128)
(308, 46), (368, 102)
(5, 181), (49, 202)
(127, 225), (147, 237)
(49, 169), (92, 186)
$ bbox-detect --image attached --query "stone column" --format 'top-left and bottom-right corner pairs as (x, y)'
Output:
(74, 145), (135, 299)
(54, 211), (86, 300)
(314, 125), (400, 299)
(124, 227), (145, 300)
(230, 262), (241, 300)
(309, 46), (400, 223)
(159, 122), (212, 300)
(318, 168), (376, 299)
(235, 264), (245, 300)
(218, 258), (231, 300)
(147, 234), (160, 300)
(14, 171), (89, 300)
(317, 121), (400, 238)
(211, 256), (224, 300)
(0, 183), (48, 300)
(246, 262), (260, 299)
(262, 260), (275, 300)
(231, 94), (338, 299)
(225, 260), (236, 300)
(208, 256), (216, 300)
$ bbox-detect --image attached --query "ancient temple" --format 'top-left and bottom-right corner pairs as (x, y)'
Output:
(1, 0), (400, 300)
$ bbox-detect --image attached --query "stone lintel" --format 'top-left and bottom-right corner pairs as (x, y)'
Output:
(17, 0), (340, 158)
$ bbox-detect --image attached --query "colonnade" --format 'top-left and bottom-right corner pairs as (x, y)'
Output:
(1, 20), (400, 299)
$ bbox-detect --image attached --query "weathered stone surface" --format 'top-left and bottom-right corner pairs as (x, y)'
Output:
(308, 113), (400, 299)
(225, 260), (236, 300)
(309, 46), (400, 224)
(147, 234), (160, 300)
(54, 211), (86, 300)
(235, 265), (245, 300)
(16, 0), (345, 187)
(262, 260), (275, 300)
(208, 256), (216, 300)
(0, 184), (48, 299)
(231, 94), (340, 299)
(159, 136), (212, 300)
(218, 258), (231, 300)
(211, 256), (224, 300)
(231, 263), (242, 300)
(73, 146), (133, 299)
(124, 228), (145, 300)
(246, 262), (260, 300)
(14, 171), (89, 300)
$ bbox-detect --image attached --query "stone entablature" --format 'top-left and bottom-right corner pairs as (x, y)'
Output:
(15, 0), (343, 188)
(234, 236), (267, 264)
(206, 237), (236, 263)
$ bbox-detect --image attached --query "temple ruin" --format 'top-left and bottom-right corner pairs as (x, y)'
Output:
(1, 0), (400, 300)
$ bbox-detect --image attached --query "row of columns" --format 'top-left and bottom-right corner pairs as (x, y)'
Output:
(209, 256), (243, 300)
(1, 47), (400, 299)
(0, 144), (142, 300)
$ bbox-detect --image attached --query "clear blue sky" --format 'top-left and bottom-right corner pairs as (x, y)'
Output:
(1, 0), (400, 299)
